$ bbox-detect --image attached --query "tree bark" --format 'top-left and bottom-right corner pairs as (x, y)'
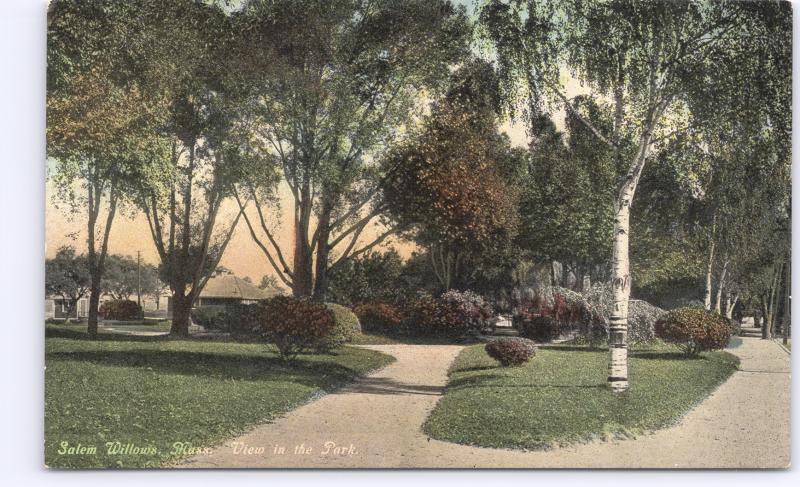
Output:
(312, 200), (334, 302)
(87, 282), (101, 338)
(783, 261), (791, 345)
(714, 259), (728, 314)
(704, 222), (716, 310)
(170, 291), (191, 338)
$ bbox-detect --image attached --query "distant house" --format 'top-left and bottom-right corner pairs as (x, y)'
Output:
(45, 296), (89, 320)
(196, 272), (280, 307)
(165, 271), (279, 314)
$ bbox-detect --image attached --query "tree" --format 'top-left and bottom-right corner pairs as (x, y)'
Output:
(327, 249), (406, 306)
(230, 0), (472, 301)
(482, 0), (791, 391)
(383, 60), (522, 291)
(128, 0), (248, 336)
(46, 247), (90, 322)
(101, 254), (162, 301)
(47, 0), (162, 337)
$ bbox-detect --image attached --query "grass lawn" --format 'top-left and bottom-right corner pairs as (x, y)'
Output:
(424, 342), (739, 450)
(45, 335), (394, 468)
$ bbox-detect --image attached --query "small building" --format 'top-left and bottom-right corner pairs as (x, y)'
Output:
(45, 296), (89, 320)
(196, 272), (279, 307)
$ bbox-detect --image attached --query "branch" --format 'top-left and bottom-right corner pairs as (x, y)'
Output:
(544, 80), (616, 149)
(328, 225), (401, 271)
(234, 190), (294, 287)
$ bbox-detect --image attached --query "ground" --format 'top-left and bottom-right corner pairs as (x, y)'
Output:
(180, 335), (790, 468)
(44, 335), (393, 468)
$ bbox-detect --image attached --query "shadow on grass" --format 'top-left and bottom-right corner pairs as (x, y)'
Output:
(46, 349), (364, 387)
(447, 373), (605, 390)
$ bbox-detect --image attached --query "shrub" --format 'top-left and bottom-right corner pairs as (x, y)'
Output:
(517, 315), (562, 342)
(217, 304), (260, 337)
(98, 299), (142, 321)
(582, 283), (665, 344)
(191, 305), (227, 329)
(316, 303), (360, 353)
(655, 307), (733, 355)
(404, 290), (492, 338)
(485, 337), (537, 366)
(353, 303), (403, 334)
(255, 296), (335, 361)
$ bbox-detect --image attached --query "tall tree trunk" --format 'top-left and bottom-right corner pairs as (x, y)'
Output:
(725, 292), (738, 321)
(783, 261), (791, 345)
(714, 259), (728, 314)
(87, 282), (101, 338)
(761, 293), (772, 339)
(769, 263), (783, 334)
(704, 222), (716, 310)
(312, 201), (333, 302)
(292, 196), (314, 298)
(171, 291), (191, 338)
(607, 98), (665, 392)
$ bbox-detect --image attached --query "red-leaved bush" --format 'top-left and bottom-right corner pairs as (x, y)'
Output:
(255, 296), (335, 361)
(485, 337), (537, 366)
(353, 303), (403, 334)
(655, 307), (732, 355)
(405, 290), (492, 337)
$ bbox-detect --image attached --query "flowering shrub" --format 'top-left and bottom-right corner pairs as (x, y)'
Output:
(255, 296), (335, 361)
(583, 283), (665, 344)
(405, 290), (492, 337)
(98, 299), (142, 320)
(353, 303), (403, 334)
(485, 337), (537, 366)
(655, 307), (732, 355)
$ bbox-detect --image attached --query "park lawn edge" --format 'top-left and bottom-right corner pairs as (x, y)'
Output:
(45, 336), (395, 468)
(422, 343), (740, 451)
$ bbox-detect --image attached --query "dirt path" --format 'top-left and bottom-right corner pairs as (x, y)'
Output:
(179, 336), (790, 468)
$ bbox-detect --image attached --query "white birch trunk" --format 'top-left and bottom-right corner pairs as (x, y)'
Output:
(714, 259), (728, 314)
(704, 224), (716, 310)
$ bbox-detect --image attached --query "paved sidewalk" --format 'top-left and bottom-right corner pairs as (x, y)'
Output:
(179, 337), (790, 468)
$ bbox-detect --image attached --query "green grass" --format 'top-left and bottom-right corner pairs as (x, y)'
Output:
(424, 342), (739, 450)
(45, 336), (394, 468)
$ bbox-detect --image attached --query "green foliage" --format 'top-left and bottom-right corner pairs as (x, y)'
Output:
(45, 336), (393, 468)
(485, 338), (537, 367)
(655, 308), (733, 355)
(101, 254), (162, 300)
(424, 343), (739, 450)
(189, 305), (227, 330)
(45, 246), (91, 314)
(98, 300), (142, 321)
(327, 250), (407, 306)
(517, 316), (561, 343)
(316, 303), (361, 353)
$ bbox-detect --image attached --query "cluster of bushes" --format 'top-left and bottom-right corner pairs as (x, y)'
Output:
(655, 307), (733, 355)
(98, 299), (142, 321)
(511, 286), (598, 343)
(582, 283), (666, 345)
(485, 337), (537, 367)
(353, 303), (403, 334)
(191, 297), (360, 360)
(355, 290), (493, 338)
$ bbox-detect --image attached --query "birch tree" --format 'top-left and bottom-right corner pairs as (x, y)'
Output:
(482, 0), (791, 391)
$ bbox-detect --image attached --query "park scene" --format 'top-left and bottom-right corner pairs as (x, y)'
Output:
(45, 0), (790, 469)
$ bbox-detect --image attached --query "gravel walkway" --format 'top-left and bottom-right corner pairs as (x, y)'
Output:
(179, 336), (790, 468)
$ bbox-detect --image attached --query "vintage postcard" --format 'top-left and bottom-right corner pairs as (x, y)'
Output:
(45, 0), (791, 469)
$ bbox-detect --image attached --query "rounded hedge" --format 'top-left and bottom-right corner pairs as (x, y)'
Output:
(655, 307), (732, 355)
(316, 303), (360, 352)
(255, 296), (335, 361)
(485, 337), (537, 367)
